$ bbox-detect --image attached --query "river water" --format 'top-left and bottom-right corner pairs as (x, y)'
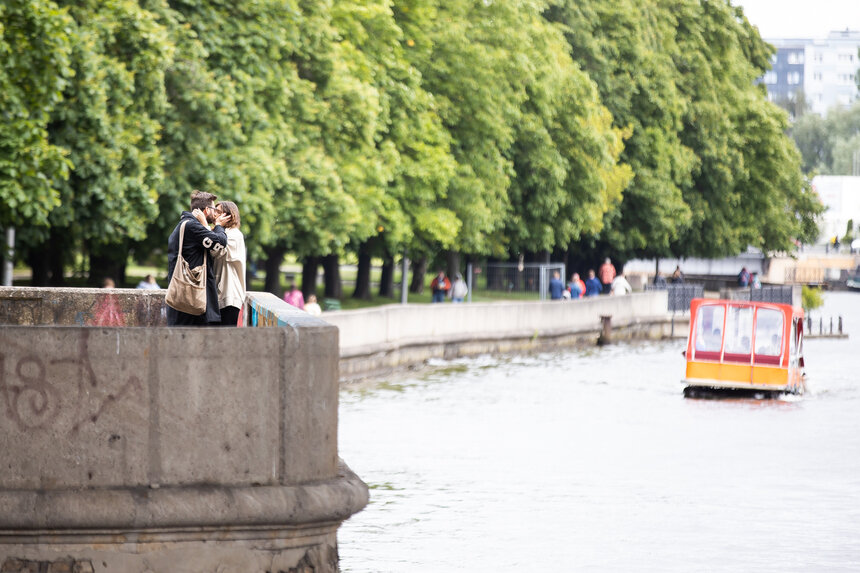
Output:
(338, 292), (860, 572)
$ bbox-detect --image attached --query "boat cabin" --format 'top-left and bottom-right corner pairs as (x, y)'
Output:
(683, 299), (805, 395)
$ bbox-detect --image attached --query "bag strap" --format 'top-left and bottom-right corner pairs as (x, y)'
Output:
(177, 218), (208, 267)
(178, 220), (188, 256)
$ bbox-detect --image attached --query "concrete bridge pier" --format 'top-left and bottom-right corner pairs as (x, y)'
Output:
(0, 289), (367, 572)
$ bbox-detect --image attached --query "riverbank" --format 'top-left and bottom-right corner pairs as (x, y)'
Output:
(322, 292), (689, 382)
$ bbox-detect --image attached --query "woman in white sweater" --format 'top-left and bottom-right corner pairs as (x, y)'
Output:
(212, 201), (246, 326)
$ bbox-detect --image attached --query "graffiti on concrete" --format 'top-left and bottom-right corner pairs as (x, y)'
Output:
(0, 330), (142, 432)
(73, 293), (128, 327)
(249, 300), (288, 327)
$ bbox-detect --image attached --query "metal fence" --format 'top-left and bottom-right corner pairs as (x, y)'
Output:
(646, 283), (704, 312)
(473, 262), (566, 301)
(722, 285), (795, 305)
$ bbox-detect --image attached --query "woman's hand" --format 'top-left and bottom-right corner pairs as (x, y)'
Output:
(215, 212), (232, 227)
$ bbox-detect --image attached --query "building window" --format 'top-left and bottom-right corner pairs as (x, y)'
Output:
(764, 71), (777, 84)
(813, 72), (823, 81)
(787, 52), (804, 64)
(788, 71), (801, 85)
(838, 53), (855, 62)
(814, 53), (824, 62)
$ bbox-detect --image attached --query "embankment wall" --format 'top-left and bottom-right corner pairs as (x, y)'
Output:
(0, 288), (367, 573)
(323, 291), (678, 380)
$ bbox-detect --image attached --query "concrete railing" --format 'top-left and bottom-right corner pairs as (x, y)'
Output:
(0, 287), (366, 573)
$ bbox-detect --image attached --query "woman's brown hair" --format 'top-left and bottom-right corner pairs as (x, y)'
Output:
(217, 200), (240, 229)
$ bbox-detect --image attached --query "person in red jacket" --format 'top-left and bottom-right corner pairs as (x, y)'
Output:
(598, 258), (616, 295)
(430, 271), (451, 303)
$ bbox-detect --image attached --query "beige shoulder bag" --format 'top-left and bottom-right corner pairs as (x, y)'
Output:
(165, 220), (207, 315)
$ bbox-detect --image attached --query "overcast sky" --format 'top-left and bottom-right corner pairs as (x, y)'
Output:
(734, 0), (860, 39)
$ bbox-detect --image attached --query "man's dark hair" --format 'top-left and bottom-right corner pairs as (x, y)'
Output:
(190, 190), (217, 211)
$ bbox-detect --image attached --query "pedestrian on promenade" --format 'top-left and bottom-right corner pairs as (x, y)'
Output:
(610, 272), (633, 296)
(671, 266), (685, 284)
(284, 283), (305, 309)
(568, 272), (585, 299)
(450, 272), (468, 303)
(212, 200), (246, 327)
(737, 267), (750, 287)
(430, 271), (451, 303)
(549, 270), (565, 300)
(598, 258), (616, 294)
(136, 274), (160, 289)
(166, 190), (229, 326)
(584, 269), (602, 297)
(304, 294), (322, 316)
(751, 272), (762, 289)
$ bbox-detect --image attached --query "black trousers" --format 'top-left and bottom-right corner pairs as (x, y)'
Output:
(167, 307), (209, 326)
(218, 305), (241, 327)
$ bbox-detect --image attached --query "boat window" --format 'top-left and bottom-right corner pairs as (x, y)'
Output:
(754, 308), (784, 356)
(791, 319), (798, 358)
(724, 306), (753, 355)
(694, 305), (724, 352)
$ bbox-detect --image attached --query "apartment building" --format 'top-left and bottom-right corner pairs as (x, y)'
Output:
(763, 30), (860, 116)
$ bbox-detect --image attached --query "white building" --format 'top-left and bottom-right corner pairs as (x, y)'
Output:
(804, 30), (860, 116)
(812, 175), (860, 241)
(763, 30), (860, 116)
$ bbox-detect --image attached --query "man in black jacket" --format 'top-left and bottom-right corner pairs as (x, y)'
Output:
(166, 191), (230, 326)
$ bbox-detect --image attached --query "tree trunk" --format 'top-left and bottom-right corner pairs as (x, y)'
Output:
(28, 243), (50, 286)
(301, 256), (319, 298)
(88, 238), (126, 287)
(49, 230), (70, 286)
(322, 254), (342, 299)
(379, 254), (395, 298)
(409, 256), (427, 294)
(352, 245), (372, 300)
(263, 245), (287, 297)
(446, 251), (460, 281)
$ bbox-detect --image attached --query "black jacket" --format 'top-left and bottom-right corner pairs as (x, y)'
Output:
(166, 211), (228, 324)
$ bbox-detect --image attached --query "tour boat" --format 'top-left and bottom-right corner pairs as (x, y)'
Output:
(682, 298), (806, 397)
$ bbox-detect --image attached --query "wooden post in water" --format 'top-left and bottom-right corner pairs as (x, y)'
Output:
(598, 315), (612, 346)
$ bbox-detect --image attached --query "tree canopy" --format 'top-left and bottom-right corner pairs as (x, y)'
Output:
(1, 0), (822, 289)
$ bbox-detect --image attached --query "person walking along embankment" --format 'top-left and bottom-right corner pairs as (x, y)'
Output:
(598, 258), (616, 295)
(584, 270), (602, 297)
(450, 273), (468, 303)
(212, 200), (246, 327)
(430, 271), (451, 303)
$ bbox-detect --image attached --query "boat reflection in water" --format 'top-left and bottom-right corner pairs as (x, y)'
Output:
(682, 298), (805, 398)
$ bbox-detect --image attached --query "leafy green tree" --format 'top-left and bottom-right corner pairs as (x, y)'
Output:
(791, 112), (831, 173)
(166, 0), (369, 295)
(505, 17), (632, 256)
(0, 0), (72, 233)
(331, 0), (460, 299)
(670, 0), (821, 256)
(547, 0), (693, 261)
(791, 100), (860, 175)
(23, 0), (172, 284)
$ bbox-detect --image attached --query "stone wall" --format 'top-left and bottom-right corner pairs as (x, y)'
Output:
(323, 291), (674, 380)
(0, 287), (166, 326)
(0, 289), (367, 573)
